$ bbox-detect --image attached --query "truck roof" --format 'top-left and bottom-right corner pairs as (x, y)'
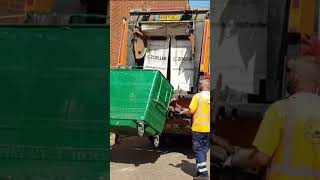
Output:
(130, 8), (209, 13)
(129, 8), (209, 23)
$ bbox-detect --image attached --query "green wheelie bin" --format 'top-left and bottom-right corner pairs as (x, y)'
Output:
(0, 25), (108, 179)
(110, 69), (173, 147)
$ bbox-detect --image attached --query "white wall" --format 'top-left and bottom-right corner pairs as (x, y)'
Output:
(212, 0), (268, 94)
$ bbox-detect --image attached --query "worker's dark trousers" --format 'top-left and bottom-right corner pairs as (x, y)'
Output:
(192, 131), (210, 176)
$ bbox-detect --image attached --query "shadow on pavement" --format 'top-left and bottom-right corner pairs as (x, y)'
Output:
(110, 136), (162, 166)
(110, 135), (195, 166)
(169, 160), (196, 177)
(159, 134), (195, 159)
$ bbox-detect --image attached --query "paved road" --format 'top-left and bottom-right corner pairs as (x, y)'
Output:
(110, 134), (210, 180)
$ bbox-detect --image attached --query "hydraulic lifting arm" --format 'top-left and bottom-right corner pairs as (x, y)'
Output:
(200, 18), (210, 74)
(117, 18), (129, 66)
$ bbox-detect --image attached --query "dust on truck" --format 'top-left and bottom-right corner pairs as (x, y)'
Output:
(116, 7), (211, 139)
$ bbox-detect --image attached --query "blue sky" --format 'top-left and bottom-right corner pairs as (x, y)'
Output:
(189, 0), (210, 8)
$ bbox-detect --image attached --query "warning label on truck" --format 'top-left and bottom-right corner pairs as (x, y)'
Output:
(143, 39), (170, 78)
(170, 39), (194, 91)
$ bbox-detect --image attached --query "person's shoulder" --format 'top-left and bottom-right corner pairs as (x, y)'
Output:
(194, 92), (201, 96)
(193, 93), (200, 99)
(200, 91), (210, 98)
(199, 91), (210, 95)
(265, 98), (288, 118)
(203, 90), (210, 94)
(270, 99), (287, 109)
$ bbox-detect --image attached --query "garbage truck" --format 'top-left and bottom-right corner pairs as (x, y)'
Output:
(112, 7), (210, 146)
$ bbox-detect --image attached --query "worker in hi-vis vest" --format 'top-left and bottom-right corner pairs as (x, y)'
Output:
(223, 55), (320, 180)
(180, 79), (210, 179)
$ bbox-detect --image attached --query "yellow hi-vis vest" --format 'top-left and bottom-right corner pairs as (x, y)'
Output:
(253, 93), (320, 180)
(189, 91), (210, 133)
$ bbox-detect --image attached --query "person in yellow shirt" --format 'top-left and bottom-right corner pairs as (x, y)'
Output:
(224, 55), (320, 180)
(181, 79), (210, 179)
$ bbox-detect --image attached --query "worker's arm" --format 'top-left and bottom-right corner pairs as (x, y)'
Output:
(224, 148), (271, 168)
(212, 134), (235, 154)
(225, 102), (283, 168)
(180, 94), (199, 116)
(180, 108), (192, 116)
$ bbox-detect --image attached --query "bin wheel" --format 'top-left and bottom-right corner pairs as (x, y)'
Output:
(148, 136), (154, 143)
(115, 134), (121, 144)
(153, 135), (160, 148)
(137, 123), (144, 137)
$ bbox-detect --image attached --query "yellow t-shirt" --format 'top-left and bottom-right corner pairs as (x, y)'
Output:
(189, 91), (210, 133)
(253, 93), (320, 180)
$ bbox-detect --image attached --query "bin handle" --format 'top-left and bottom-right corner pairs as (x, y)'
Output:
(153, 99), (168, 115)
(164, 90), (169, 103)
(69, 14), (108, 19)
(68, 13), (107, 24)
(61, 27), (71, 30)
